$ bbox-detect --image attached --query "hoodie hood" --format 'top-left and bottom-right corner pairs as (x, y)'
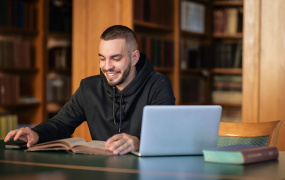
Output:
(100, 52), (154, 132)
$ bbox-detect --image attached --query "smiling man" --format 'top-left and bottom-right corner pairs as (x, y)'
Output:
(4, 25), (175, 155)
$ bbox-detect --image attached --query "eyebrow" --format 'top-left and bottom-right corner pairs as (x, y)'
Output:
(98, 53), (122, 58)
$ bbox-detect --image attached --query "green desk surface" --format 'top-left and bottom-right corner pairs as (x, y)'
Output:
(0, 140), (284, 180)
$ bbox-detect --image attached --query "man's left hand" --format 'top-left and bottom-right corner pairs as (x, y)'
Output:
(105, 133), (140, 155)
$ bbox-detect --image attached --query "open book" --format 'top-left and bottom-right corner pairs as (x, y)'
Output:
(27, 137), (113, 155)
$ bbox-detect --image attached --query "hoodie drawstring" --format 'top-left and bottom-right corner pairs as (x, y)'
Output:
(119, 92), (123, 133)
(112, 87), (116, 125)
(112, 87), (123, 133)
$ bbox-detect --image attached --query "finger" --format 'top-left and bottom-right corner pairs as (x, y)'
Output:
(113, 139), (134, 155)
(105, 133), (123, 145)
(4, 130), (19, 142)
(13, 128), (28, 141)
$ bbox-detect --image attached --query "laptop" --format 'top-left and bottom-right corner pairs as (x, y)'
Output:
(132, 105), (222, 156)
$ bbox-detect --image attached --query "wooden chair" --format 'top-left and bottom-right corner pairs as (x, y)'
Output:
(218, 120), (283, 147)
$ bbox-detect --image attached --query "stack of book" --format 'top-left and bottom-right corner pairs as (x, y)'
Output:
(212, 75), (242, 105)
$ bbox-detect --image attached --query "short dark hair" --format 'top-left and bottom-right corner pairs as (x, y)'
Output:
(100, 25), (138, 50)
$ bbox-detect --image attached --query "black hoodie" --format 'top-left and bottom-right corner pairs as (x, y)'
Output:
(33, 53), (175, 143)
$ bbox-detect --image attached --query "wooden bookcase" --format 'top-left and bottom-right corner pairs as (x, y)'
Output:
(0, 0), (46, 133)
(45, 0), (72, 118)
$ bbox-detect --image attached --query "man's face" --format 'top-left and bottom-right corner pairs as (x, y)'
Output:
(99, 39), (134, 90)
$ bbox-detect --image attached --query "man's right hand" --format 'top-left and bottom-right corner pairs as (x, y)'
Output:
(4, 127), (39, 148)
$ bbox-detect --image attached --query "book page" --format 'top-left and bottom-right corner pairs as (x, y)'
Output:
(71, 140), (113, 155)
(27, 137), (86, 151)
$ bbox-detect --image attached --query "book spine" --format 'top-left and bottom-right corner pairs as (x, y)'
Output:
(242, 147), (279, 164)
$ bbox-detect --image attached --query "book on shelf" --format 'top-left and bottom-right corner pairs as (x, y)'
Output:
(134, 0), (172, 26)
(0, 114), (18, 139)
(214, 40), (242, 68)
(0, 36), (32, 68)
(0, 74), (20, 104)
(47, 73), (71, 102)
(26, 137), (113, 155)
(137, 35), (174, 68)
(213, 8), (243, 34)
(180, 40), (211, 69)
(0, 0), (37, 30)
(181, 75), (206, 104)
(203, 145), (279, 165)
(181, 0), (205, 33)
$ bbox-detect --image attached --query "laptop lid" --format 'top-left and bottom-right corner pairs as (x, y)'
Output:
(133, 105), (222, 156)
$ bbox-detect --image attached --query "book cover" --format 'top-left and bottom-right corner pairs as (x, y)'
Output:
(203, 145), (279, 165)
(26, 137), (113, 155)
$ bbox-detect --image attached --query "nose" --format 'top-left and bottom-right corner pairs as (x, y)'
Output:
(104, 59), (114, 71)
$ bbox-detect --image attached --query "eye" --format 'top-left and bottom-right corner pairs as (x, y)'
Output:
(113, 56), (121, 61)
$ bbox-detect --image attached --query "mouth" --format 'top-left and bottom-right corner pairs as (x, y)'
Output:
(105, 71), (120, 80)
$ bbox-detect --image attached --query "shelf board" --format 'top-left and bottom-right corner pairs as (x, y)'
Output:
(134, 20), (173, 31)
(49, 68), (71, 74)
(0, 67), (38, 73)
(154, 67), (173, 73)
(213, 33), (243, 39)
(181, 30), (210, 38)
(213, 0), (243, 6)
(0, 27), (38, 36)
(212, 68), (242, 75)
(0, 102), (39, 108)
(47, 101), (68, 112)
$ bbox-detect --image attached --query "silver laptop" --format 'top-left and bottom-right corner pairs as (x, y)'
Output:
(132, 105), (222, 156)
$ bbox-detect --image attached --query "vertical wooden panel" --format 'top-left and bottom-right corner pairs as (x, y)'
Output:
(173, 0), (180, 104)
(72, 0), (132, 140)
(242, 0), (261, 123)
(259, 0), (285, 150)
(72, 0), (88, 92)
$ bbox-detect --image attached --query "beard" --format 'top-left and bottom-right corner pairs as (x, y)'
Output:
(104, 60), (132, 87)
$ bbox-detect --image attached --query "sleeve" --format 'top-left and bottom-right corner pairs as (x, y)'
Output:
(149, 74), (176, 105)
(32, 87), (86, 143)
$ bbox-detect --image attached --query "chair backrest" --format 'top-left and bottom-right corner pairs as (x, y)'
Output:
(218, 120), (283, 147)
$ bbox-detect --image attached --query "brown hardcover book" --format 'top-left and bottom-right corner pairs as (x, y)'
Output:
(27, 137), (113, 155)
(203, 145), (279, 164)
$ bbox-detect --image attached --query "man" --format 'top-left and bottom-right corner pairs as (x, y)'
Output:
(4, 25), (175, 155)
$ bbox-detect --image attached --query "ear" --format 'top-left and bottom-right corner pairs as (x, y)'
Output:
(131, 50), (140, 66)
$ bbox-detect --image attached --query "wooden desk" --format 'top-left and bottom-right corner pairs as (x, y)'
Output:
(0, 141), (284, 180)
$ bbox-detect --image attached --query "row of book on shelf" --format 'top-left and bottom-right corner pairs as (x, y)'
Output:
(137, 35), (174, 68)
(133, 0), (172, 26)
(0, 0), (37, 30)
(213, 7), (243, 34)
(0, 74), (37, 105)
(48, 46), (72, 69)
(47, 73), (71, 102)
(214, 40), (242, 68)
(0, 36), (32, 68)
(0, 114), (18, 139)
(180, 0), (205, 33)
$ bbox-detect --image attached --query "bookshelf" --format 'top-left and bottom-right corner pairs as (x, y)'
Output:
(211, 0), (243, 122)
(46, 0), (72, 118)
(0, 0), (46, 132)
